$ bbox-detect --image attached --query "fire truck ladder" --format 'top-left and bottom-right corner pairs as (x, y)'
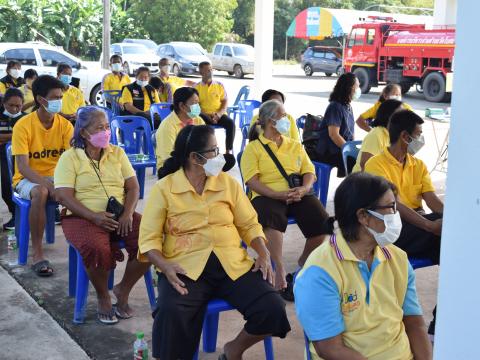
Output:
(378, 56), (388, 82)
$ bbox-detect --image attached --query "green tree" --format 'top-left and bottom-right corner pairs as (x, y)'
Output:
(128, 0), (237, 50)
(232, 0), (255, 45)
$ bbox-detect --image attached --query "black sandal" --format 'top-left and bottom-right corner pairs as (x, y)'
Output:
(31, 260), (54, 277)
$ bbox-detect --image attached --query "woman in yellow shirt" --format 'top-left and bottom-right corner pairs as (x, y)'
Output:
(356, 83), (413, 132)
(0, 60), (24, 95)
(21, 69), (38, 113)
(241, 100), (331, 298)
(139, 125), (290, 360)
(353, 99), (405, 172)
(55, 106), (150, 325)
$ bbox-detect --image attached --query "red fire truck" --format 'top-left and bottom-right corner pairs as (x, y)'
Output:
(343, 17), (455, 102)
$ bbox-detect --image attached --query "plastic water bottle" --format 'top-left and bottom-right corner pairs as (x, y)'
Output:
(6, 231), (18, 266)
(133, 332), (148, 360)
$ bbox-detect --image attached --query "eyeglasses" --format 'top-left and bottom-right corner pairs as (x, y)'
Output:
(368, 202), (397, 214)
(197, 146), (220, 157)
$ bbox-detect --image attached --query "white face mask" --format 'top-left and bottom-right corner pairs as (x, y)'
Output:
(3, 109), (22, 118)
(111, 63), (123, 72)
(9, 69), (21, 79)
(353, 87), (362, 100)
(407, 134), (425, 155)
(389, 95), (402, 101)
(199, 153), (226, 177)
(366, 210), (402, 248)
(274, 116), (290, 134)
(136, 79), (149, 87)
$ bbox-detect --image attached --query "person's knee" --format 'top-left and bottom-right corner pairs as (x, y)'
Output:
(30, 185), (49, 202)
(246, 292), (289, 333)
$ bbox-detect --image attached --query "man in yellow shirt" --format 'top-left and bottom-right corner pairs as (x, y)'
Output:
(365, 109), (442, 340)
(101, 54), (131, 92)
(12, 75), (74, 277)
(158, 58), (196, 95)
(120, 66), (160, 127)
(57, 63), (86, 123)
(195, 62), (235, 154)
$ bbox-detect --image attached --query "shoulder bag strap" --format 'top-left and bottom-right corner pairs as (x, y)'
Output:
(259, 140), (290, 184)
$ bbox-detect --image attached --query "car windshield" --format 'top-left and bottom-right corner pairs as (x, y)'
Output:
(175, 45), (204, 57)
(122, 45), (150, 54)
(134, 40), (157, 51)
(233, 46), (253, 57)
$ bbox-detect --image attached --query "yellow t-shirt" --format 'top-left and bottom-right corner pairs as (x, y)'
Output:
(194, 81), (227, 115)
(138, 169), (265, 281)
(157, 82), (173, 103)
(101, 72), (131, 92)
(120, 86), (160, 112)
(155, 111), (204, 168)
(360, 101), (413, 120)
(20, 85), (35, 113)
(11, 111), (74, 187)
(365, 149), (435, 209)
(249, 113), (300, 142)
(240, 133), (315, 200)
(61, 86), (86, 116)
(161, 75), (185, 95)
(352, 126), (389, 172)
(0, 77), (21, 95)
(54, 145), (136, 214)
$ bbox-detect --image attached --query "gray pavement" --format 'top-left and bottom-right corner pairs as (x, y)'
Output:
(0, 65), (445, 359)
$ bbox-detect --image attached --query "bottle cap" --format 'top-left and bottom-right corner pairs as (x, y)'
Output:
(136, 332), (144, 339)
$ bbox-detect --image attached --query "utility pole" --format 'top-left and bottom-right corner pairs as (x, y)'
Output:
(102, 0), (111, 69)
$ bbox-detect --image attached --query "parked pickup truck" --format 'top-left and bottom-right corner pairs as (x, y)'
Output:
(210, 43), (254, 78)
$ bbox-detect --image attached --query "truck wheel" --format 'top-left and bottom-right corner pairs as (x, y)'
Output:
(423, 72), (447, 102)
(400, 82), (411, 95)
(90, 84), (102, 106)
(353, 67), (371, 94)
(325, 72), (333, 77)
(234, 65), (244, 78)
(304, 64), (313, 76)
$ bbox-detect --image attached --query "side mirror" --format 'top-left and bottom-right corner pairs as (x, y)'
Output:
(75, 62), (82, 69)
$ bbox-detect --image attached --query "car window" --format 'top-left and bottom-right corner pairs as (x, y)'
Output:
(367, 29), (375, 45)
(354, 28), (366, 46)
(222, 46), (232, 57)
(0, 48), (37, 66)
(214, 45), (222, 56)
(166, 46), (174, 57)
(304, 49), (313, 57)
(313, 51), (325, 58)
(39, 49), (77, 67)
(325, 51), (337, 60)
(175, 45), (204, 57)
(233, 46), (253, 57)
(122, 45), (149, 55)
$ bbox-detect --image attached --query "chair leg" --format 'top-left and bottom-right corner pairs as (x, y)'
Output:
(108, 270), (114, 290)
(68, 245), (77, 297)
(143, 267), (157, 311)
(202, 312), (220, 353)
(17, 205), (30, 266)
(73, 249), (90, 324)
(192, 348), (199, 360)
(135, 167), (146, 199)
(263, 337), (275, 360)
(45, 203), (56, 244)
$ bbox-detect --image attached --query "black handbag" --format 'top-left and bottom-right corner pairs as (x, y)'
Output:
(260, 141), (314, 196)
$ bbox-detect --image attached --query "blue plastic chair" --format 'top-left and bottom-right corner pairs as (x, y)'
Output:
(110, 116), (156, 199)
(237, 99), (262, 128)
(6, 144), (57, 265)
(77, 106), (114, 124)
(68, 241), (156, 324)
(102, 90), (123, 116)
(240, 124), (250, 152)
(193, 298), (274, 360)
(409, 258), (434, 269)
(296, 115), (306, 130)
(149, 102), (172, 128)
(341, 140), (362, 176)
(227, 85), (250, 123)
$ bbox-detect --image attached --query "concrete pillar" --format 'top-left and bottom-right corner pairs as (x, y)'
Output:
(434, 1), (476, 359)
(101, 0), (111, 69)
(433, 0), (457, 26)
(253, 0), (274, 99)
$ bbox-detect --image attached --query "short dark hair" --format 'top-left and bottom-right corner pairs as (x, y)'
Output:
(23, 69), (38, 80)
(334, 172), (397, 242)
(261, 89), (285, 103)
(172, 87), (199, 113)
(329, 72), (357, 105)
(371, 99), (403, 128)
(110, 54), (122, 63)
(388, 109), (424, 144)
(135, 66), (150, 77)
(6, 60), (21, 71)
(3, 87), (24, 103)
(57, 62), (72, 75)
(158, 125), (214, 179)
(149, 76), (165, 91)
(32, 75), (65, 106)
(199, 61), (211, 70)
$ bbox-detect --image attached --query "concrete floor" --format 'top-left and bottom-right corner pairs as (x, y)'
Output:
(0, 65), (445, 359)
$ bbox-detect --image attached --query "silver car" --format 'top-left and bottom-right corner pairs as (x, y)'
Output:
(210, 43), (254, 78)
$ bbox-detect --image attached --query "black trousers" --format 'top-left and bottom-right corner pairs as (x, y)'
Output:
(0, 145), (14, 215)
(200, 113), (235, 151)
(309, 150), (354, 178)
(152, 253), (290, 360)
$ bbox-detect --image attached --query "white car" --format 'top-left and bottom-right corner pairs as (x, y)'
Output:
(109, 43), (160, 76)
(0, 42), (109, 105)
(210, 43), (254, 78)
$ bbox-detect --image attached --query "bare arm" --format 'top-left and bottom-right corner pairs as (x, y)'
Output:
(313, 335), (367, 360)
(218, 98), (228, 115)
(403, 315), (432, 360)
(22, 101), (35, 111)
(356, 116), (372, 132)
(398, 202), (441, 236)
(184, 79), (196, 87)
(16, 154), (54, 195)
(359, 152), (374, 171)
(422, 191), (444, 214)
(328, 126), (346, 148)
(246, 175), (293, 202)
(122, 176), (140, 216)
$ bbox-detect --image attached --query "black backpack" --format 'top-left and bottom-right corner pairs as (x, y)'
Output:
(301, 113), (324, 158)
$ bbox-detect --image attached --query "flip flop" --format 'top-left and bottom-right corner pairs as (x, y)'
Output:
(97, 308), (119, 325)
(113, 303), (133, 319)
(31, 260), (54, 277)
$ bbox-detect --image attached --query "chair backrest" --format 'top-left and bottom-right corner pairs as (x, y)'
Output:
(312, 161), (332, 207)
(240, 124), (250, 152)
(232, 86), (250, 107)
(341, 140), (362, 176)
(102, 90), (122, 115)
(238, 99), (261, 128)
(296, 115), (306, 130)
(77, 106), (114, 124)
(149, 102), (172, 127)
(110, 115), (154, 155)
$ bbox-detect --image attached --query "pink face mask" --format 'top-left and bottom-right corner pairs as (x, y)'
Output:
(88, 130), (111, 148)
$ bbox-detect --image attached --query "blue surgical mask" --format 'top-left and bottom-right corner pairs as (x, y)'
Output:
(274, 116), (290, 134)
(353, 87), (362, 101)
(188, 103), (201, 118)
(111, 63), (122, 72)
(44, 99), (62, 114)
(60, 74), (72, 86)
(3, 109), (22, 118)
(136, 79), (149, 87)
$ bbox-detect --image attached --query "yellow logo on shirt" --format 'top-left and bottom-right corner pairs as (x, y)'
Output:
(342, 290), (360, 314)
